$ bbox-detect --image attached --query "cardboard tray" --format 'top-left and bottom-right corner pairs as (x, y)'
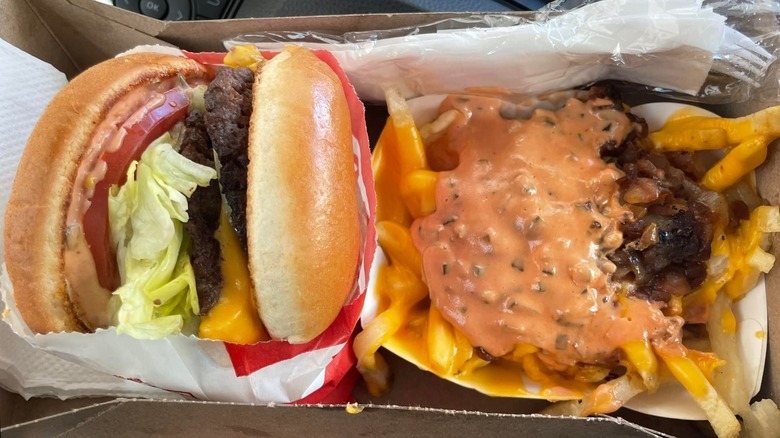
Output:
(0, 1), (777, 436)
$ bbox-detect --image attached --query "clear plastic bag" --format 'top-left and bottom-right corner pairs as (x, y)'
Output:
(542, 0), (780, 102)
(226, 0), (778, 103)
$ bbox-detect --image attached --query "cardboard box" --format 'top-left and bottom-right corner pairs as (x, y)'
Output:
(0, 1), (777, 436)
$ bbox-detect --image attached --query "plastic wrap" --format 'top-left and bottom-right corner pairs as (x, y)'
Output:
(542, 0), (780, 102)
(226, 0), (779, 103)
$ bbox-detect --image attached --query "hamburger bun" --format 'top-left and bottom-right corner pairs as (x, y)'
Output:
(248, 46), (360, 344)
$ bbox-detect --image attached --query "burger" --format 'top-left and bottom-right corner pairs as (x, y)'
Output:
(4, 45), (362, 345)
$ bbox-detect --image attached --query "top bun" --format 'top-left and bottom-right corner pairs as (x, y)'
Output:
(247, 46), (360, 344)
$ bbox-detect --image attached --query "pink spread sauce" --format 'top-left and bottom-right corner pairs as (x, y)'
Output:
(412, 95), (682, 369)
(63, 78), (191, 330)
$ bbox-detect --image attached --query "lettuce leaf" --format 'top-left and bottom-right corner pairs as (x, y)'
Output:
(108, 132), (216, 339)
(186, 85), (208, 114)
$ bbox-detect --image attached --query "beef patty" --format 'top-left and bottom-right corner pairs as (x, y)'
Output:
(180, 67), (255, 314)
(179, 110), (223, 314)
(204, 66), (254, 250)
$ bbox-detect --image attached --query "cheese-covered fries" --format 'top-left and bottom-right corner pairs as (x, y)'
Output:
(356, 87), (780, 437)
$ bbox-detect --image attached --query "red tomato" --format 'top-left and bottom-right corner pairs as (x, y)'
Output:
(181, 51), (227, 65)
(83, 88), (190, 290)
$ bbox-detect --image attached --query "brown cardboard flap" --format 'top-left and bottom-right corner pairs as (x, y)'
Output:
(0, 1), (777, 436)
(68, 0), (538, 53)
(0, 0), (77, 77)
(22, 1), (536, 73)
(68, 0), (168, 36)
(755, 139), (780, 402)
(24, 0), (171, 75)
(354, 351), (714, 437)
(1, 399), (671, 438)
(0, 351), (712, 436)
(1, 399), (115, 437)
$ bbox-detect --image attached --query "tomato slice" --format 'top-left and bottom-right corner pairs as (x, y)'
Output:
(83, 88), (190, 290)
(181, 50), (227, 65)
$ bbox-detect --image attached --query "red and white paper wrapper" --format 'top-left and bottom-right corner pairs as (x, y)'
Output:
(0, 45), (377, 404)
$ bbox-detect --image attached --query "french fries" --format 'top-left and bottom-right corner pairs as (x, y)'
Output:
(354, 262), (428, 395)
(702, 135), (770, 192)
(384, 88), (428, 175)
(741, 399), (780, 438)
(354, 89), (436, 395)
(375, 221), (422, 277)
(426, 306), (458, 375)
(400, 169), (438, 218)
(707, 292), (750, 415)
(656, 348), (740, 438)
(651, 106), (780, 148)
(419, 109), (460, 144)
(579, 373), (647, 417)
(356, 90), (780, 437)
(540, 400), (583, 417)
(650, 106), (780, 192)
(621, 340), (659, 392)
(543, 373), (648, 417)
(650, 128), (730, 151)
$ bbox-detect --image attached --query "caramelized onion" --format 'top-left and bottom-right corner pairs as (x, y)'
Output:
(623, 178), (662, 204)
(601, 118), (717, 304)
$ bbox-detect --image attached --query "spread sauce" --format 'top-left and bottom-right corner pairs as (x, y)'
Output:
(63, 79), (186, 330)
(412, 96), (679, 368)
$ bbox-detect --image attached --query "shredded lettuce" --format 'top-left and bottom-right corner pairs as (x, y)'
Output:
(108, 132), (216, 339)
(186, 85), (208, 114)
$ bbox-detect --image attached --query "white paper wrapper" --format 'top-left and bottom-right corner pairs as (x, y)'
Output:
(0, 39), (66, 262)
(0, 42), (377, 403)
(0, 287), (174, 400)
(0, 38), (159, 400)
(227, 0), (774, 102)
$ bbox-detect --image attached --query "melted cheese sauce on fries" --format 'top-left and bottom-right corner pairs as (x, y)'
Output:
(356, 89), (780, 438)
(412, 95), (678, 367)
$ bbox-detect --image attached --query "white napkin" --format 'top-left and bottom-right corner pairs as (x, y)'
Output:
(0, 39), (66, 262)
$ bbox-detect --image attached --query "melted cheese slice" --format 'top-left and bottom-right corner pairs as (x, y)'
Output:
(198, 208), (269, 344)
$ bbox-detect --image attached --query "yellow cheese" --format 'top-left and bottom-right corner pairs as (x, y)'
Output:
(401, 169), (438, 218)
(721, 306), (737, 334)
(621, 340), (658, 390)
(198, 209), (268, 344)
(701, 135), (769, 192)
(373, 121), (414, 226)
(426, 305), (457, 376)
(658, 352), (709, 398)
(224, 44), (264, 71)
(650, 105), (780, 192)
